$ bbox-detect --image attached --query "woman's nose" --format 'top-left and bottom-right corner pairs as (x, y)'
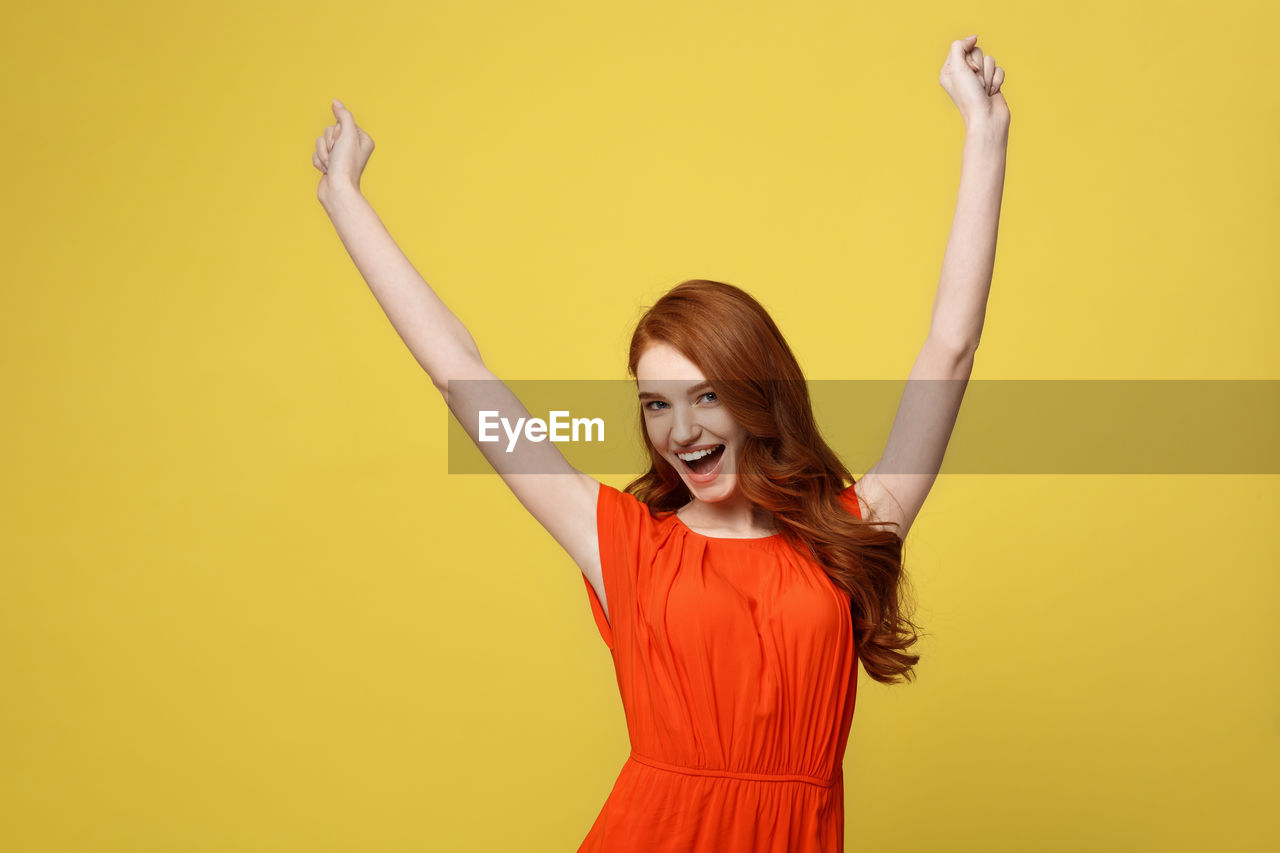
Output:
(671, 407), (700, 446)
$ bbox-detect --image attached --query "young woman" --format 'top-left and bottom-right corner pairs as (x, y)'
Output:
(312, 34), (1008, 853)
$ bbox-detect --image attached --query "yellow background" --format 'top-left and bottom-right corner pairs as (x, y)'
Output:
(3, 1), (1277, 850)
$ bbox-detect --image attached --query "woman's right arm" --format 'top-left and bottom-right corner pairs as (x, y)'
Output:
(313, 101), (603, 589)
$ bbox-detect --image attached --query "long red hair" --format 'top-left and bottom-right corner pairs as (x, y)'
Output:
(625, 279), (921, 684)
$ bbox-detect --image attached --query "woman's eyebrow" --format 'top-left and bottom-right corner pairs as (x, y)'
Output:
(638, 381), (714, 401)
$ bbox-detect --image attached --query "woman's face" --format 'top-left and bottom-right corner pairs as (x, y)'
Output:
(635, 343), (748, 503)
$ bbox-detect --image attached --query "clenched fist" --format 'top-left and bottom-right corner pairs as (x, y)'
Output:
(313, 99), (376, 202)
(939, 35), (1009, 130)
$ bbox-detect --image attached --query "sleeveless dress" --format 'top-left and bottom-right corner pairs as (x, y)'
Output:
(578, 482), (864, 852)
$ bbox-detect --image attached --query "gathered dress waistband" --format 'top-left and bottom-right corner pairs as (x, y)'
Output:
(628, 751), (841, 788)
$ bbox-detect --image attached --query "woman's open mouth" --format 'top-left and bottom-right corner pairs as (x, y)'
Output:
(676, 444), (726, 483)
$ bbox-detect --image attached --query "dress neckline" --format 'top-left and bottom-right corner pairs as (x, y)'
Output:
(672, 514), (782, 542)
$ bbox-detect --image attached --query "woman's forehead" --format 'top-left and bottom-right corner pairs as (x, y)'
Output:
(635, 342), (704, 382)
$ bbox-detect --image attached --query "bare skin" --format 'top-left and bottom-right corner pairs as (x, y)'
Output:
(311, 36), (1009, 623)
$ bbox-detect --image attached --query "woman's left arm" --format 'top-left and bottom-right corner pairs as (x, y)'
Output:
(856, 36), (1009, 539)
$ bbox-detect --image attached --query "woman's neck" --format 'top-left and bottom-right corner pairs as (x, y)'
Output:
(677, 493), (777, 537)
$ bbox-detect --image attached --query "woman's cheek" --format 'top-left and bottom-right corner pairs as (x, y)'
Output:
(645, 420), (665, 450)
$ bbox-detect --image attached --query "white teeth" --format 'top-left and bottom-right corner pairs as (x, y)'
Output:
(677, 446), (723, 462)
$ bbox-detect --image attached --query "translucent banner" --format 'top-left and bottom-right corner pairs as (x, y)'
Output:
(444, 380), (1280, 474)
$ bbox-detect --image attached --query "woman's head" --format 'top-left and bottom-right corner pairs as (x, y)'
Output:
(634, 342), (749, 505)
(626, 279), (846, 513)
(624, 279), (920, 685)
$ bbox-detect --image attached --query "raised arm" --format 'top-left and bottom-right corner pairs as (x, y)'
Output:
(312, 100), (603, 593)
(855, 37), (1009, 539)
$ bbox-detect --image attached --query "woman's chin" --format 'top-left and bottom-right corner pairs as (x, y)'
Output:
(684, 472), (738, 502)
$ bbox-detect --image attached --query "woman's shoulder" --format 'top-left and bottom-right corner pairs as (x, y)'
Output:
(597, 483), (668, 527)
(837, 480), (866, 520)
(598, 482), (646, 511)
(596, 484), (681, 559)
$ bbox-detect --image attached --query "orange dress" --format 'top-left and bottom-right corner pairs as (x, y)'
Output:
(579, 482), (864, 852)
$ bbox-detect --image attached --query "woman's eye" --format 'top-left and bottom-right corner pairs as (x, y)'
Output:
(700, 392), (718, 403)
(644, 400), (668, 411)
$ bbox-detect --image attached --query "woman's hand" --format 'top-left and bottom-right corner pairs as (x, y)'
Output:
(313, 98), (376, 202)
(938, 35), (1009, 130)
